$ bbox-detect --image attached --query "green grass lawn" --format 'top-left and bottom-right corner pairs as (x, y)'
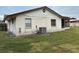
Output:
(0, 27), (79, 53)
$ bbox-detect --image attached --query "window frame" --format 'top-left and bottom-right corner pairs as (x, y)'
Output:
(43, 8), (46, 13)
(51, 19), (56, 27)
(25, 18), (32, 29)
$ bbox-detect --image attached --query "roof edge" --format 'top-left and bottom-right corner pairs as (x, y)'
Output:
(4, 6), (64, 21)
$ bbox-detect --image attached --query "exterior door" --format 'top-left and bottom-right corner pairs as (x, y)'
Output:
(61, 19), (65, 28)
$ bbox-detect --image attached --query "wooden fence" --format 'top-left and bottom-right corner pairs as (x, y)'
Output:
(0, 23), (7, 31)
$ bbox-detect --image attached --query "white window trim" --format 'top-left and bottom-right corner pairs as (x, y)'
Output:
(25, 18), (32, 29)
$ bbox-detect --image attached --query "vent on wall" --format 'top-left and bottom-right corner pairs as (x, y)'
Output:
(39, 27), (47, 34)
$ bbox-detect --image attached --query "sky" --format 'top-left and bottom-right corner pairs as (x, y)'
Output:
(0, 6), (79, 20)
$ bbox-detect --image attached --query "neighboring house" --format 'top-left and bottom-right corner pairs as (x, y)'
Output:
(4, 6), (70, 36)
(70, 18), (79, 27)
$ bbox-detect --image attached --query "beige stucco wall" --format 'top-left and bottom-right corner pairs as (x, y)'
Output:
(8, 9), (63, 35)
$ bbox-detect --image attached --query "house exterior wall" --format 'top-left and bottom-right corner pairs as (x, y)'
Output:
(7, 9), (64, 36)
(6, 19), (16, 34)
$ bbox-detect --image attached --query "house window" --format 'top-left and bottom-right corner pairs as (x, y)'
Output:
(25, 18), (31, 28)
(51, 19), (56, 26)
(43, 8), (46, 13)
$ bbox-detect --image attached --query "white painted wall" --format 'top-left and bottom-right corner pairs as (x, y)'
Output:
(7, 8), (63, 35)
